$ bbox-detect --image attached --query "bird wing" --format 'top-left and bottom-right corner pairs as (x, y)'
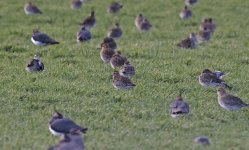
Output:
(33, 33), (55, 43)
(222, 95), (247, 106)
(51, 119), (80, 133)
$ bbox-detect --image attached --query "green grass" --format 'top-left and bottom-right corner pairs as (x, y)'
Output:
(1, 0), (249, 149)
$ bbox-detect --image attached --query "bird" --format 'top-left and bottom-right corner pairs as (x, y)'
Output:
(31, 29), (59, 46)
(177, 33), (197, 49)
(196, 27), (211, 43)
(112, 71), (136, 90)
(26, 55), (44, 72)
(49, 112), (88, 137)
(193, 136), (210, 145)
(110, 51), (127, 69)
(77, 26), (91, 42)
(107, 23), (122, 39)
(71, 0), (84, 10)
(185, 0), (198, 6)
(100, 37), (117, 50)
(135, 14), (152, 32)
(24, 1), (42, 15)
(119, 61), (135, 78)
(79, 9), (96, 30)
(179, 6), (192, 20)
(107, 2), (123, 14)
(199, 18), (216, 33)
(100, 45), (115, 63)
(198, 69), (230, 88)
(48, 129), (85, 150)
(169, 94), (189, 118)
(217, 88), (249, 111)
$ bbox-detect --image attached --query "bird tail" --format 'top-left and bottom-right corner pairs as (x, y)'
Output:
(81, 127), (88, 134)
(51, 41), (59, 44)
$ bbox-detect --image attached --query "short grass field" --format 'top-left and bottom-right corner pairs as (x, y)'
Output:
(1, 0), (249, 149)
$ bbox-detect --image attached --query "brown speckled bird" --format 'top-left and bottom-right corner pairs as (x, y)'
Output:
(77, 26), (91, 42)
(112, 71), (136, 90)
(110, 51), (127, 69)
(177, 33), (196, 49)
(119, 61), (135, 78)
(100, 37), (117, 50)
(217, 88), (248, 111)
(135, 14), (152, 32)
(100, 45), (115, 63)
(198, 69), (230, 88)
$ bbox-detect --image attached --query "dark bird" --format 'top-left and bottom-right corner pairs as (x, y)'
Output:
(77, 26), (91, 42)
(26, 55), (44, 72)
(31, 29), (59, 46)
(49, 112), (88, 137)
(107, 2), (123, 14)
(79, 9), (96, 30)
(24, 1), (42, 15)
(107, 23), (122, 39)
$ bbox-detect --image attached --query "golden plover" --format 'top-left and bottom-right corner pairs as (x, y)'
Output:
(177, 33), (197, 49)
(193, 136), (210, 145)
(217, 88), (248, 111)
(110, 51), (127, 69)
(100, 45), (115, 63)
(198, 69), (230, 88)
(71, 0), (84, 10)
(119, 61), (135, 78)
(112, 71), (136, 90)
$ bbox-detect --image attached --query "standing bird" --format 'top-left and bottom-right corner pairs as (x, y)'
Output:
(179, 6), (192, 20)
(77, 26), (91, 42)
(196, 27), (211, 43)
(100, 37), (117, 50)
(107, 2), (123, 14)
(185, 0), (198, 6)
(107, 23), (122, 39)
(26, 55), (44, 72)
(110, 51), (127, 69)
(169, 94), (189, 118)
(112, 71), (136, 90)
(79, 9), (96, 30)
(135, 14), (152, 32)
(217, 88), (249, 111)
(24, 1), (42, 15)
(193, 136), (210, 145)
(198, 69), (230, 88)
(199, 18), (216, 33)
(119, 61), (135, 78)
(71, 0), (84, 10)
(49, 112), (88, 137)
(31, 29), (59, 46)
(100, 45), (115, 63)
(177, 33), (197, 49)
(48, 129), (85, 150)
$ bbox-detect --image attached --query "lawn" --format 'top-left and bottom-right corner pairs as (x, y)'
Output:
(1, 0), (249, 149)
